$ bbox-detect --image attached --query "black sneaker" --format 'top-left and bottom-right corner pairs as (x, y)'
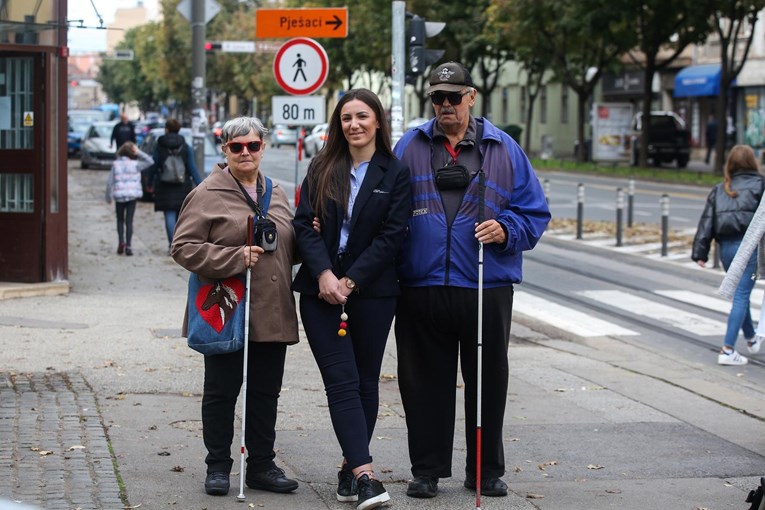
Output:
(246, 465), (298, 493)
(464, 476), (508, 497)
(356, 474), (390, 510)
(337, 465), (358, 502)
(204, 471), (230, 495)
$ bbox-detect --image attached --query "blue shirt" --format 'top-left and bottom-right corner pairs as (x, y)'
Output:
(338, 161), (369, 252)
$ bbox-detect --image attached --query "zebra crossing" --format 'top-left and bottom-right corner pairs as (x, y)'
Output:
(514, 287), (765, 339)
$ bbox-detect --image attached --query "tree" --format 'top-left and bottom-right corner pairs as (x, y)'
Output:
(708, 1), (765, 173)
(626, 0), (712, 167)
(500, 0), (637, 162)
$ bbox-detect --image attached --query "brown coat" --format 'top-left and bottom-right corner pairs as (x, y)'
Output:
(171, 165), (299, 344)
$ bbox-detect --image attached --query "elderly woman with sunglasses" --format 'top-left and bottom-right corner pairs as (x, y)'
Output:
(171, 117), (300, 498)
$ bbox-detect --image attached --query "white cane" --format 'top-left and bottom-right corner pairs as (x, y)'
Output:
(475, 170), (486, 510)
(237, 215), (254, 502)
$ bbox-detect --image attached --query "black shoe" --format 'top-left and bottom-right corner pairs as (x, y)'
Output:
(356, 474), (390, 510)
(246, 465), (298, 493)
(117, 243), (125, 255)
(125, 245), (133, 256)
(204, 471), (230, 496)
(464, 476), (508, 497)
(406, 475), (438, 498)
(336, 465), (358, 502)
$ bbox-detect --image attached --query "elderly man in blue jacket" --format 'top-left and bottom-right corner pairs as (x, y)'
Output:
(393, 62), (551, 500)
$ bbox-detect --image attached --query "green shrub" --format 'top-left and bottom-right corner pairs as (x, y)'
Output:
(500, 124), (523, 143)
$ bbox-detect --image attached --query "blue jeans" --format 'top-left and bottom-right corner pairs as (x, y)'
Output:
(163, 210), (179, 246)
(720, 239), (757, 349)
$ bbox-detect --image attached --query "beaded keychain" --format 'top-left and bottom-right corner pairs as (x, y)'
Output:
(338, 303), (349, 337)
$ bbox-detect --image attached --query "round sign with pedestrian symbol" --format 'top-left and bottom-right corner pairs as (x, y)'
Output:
(273, 37), (329, 96)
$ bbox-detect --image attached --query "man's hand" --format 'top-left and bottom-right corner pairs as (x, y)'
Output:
(475, 220), (506, 245)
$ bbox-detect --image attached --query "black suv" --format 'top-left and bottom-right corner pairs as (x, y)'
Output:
(630, 111), (691, 168)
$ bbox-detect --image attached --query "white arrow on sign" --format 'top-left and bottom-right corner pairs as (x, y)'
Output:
(271, 96), (326, 126)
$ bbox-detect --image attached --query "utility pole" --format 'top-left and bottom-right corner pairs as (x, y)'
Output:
(391, 1), (406, 146)
(191, 0), (207, 172)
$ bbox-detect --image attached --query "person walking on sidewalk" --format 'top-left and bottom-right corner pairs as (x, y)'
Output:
(692, 144), (765, 365)
(148, 118), (202, 252)
(392, 62), (551, 499)
(292, 89), (411, 510)
(110, 113), (136, 149)
(705, 115), (718, 165)
(104, 142), (153, 256)
(171, 117), (299, 497)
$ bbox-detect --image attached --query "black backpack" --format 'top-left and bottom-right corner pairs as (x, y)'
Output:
(159, 145), (186, 183)
(746, 477), (765, 510)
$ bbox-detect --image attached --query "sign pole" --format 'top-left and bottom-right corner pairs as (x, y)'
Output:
(191, 0), (207, 173)
(391, 1), (406, 145)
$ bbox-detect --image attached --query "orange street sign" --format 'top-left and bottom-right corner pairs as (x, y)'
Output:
(256, 8), (348, 39)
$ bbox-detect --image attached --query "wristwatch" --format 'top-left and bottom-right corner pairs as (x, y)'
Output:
(345, 277), (356, 290)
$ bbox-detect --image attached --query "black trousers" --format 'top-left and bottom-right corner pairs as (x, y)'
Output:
(395, 285), (513, 480)
(202, 342), (287, 474)
(299, 294), (395, 470)
(114, 200), (136, 246)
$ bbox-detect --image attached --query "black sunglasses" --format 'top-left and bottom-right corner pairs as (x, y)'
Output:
(430, 90), (470, 106)
(224, 141), (262, 154)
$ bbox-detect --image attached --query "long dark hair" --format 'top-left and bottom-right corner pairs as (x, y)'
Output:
(724, 144), (760, 197)
(308, 89), (393, 220)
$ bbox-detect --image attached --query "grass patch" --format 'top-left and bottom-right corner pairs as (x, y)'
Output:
(531, 157), (720, 187)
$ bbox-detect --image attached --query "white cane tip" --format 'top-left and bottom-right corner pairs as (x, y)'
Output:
(236, 494), (246, 501)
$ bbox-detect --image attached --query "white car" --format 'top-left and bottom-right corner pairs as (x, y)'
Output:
(80, 120), (119, 169)
(303, 123), (329, 157)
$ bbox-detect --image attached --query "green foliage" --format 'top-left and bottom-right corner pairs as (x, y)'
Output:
(500, 124), (523, 143)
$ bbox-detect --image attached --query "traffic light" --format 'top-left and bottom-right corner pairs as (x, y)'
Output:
(407, 15), (445, 76)
(205, 41), (222, 53)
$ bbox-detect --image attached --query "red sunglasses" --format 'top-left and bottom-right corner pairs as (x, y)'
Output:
(224, 141), (263, 154)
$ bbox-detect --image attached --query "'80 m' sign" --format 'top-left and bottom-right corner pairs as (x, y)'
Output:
(271, 96), (326, 126)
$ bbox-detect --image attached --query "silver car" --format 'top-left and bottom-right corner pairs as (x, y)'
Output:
(80, 120), (118, 169)
(270, 124), (298, 148)
(303, 123), (329, 157)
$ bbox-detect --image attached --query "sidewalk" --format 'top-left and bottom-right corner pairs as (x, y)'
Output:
(1, 165), (764, 509)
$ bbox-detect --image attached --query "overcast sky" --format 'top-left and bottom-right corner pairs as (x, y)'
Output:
(67, 0), (159, 53)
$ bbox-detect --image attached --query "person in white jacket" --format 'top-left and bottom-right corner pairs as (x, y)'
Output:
(105, 142), (153, 256)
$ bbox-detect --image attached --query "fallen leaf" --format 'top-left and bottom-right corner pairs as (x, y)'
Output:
(526, 493), (545, 499)
(554, 388), (568, 392)
(66, 445), (85, 451)
(538, 460), (558, 471)
(158, 451), (170, 456)
(587, 464), (604, 470)
(605, 488), (622, 494)
(170, 466), (184, 472)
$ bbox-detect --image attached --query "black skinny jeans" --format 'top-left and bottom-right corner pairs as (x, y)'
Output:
(114, 200), (136, 246)
(202, 342), (287, 475)
(299, 295), (395, 470)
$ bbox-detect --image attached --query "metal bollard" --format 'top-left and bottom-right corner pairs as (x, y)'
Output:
(576, 183), (584, 240)
(543, 178), (550, 204)
(616, 187), (624, 247)
(627, 178), (635, 227)
(660, 194), (670, 257)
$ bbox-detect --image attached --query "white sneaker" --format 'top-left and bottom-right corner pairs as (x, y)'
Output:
(747, 336), (763, 354)
(718, 349), (748, 366)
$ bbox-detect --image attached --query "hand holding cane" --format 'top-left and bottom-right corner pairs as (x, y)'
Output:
(237, 215), (254, 502)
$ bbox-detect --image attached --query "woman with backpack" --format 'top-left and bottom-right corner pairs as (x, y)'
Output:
(105, 142), (153, 256)
(149, 118), (202, 252)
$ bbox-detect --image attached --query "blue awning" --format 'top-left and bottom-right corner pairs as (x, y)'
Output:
(674, 64), (721, 97)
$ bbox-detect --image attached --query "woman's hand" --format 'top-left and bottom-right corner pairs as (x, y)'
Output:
(475, 220), (506, 245)
(697, 260), (706, 268)
(317, 270), (350, 305)
(312, 216), (321, 233)
(243, 245), (265, 269)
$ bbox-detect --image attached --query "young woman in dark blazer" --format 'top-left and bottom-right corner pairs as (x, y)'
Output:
(292, 89), (411, 510)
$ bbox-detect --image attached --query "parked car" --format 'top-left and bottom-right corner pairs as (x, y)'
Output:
(134, 119), (165, 145)
(138, 127), (225, 201)
(80, 120), (119, 169)
(303, 123), (328, 157)
(407, 117), (429, 129)
(630, 111), (691, 168)
(270, 124), (298, 148)
(67, 109), (110, 157)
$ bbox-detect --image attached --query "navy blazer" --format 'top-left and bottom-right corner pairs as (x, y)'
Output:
(292, 150), (412, 298)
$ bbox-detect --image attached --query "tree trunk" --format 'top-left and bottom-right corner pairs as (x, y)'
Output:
(576, 91), (587, 163)
(639, 63), (656, 168)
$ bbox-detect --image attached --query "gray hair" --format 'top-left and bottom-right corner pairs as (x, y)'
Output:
(220, 117), (268, 143)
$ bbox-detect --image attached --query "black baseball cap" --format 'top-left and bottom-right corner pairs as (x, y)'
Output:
(426, 62), (474, 94)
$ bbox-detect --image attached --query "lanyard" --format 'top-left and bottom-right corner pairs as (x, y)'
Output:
(444, 140), (462, 164)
